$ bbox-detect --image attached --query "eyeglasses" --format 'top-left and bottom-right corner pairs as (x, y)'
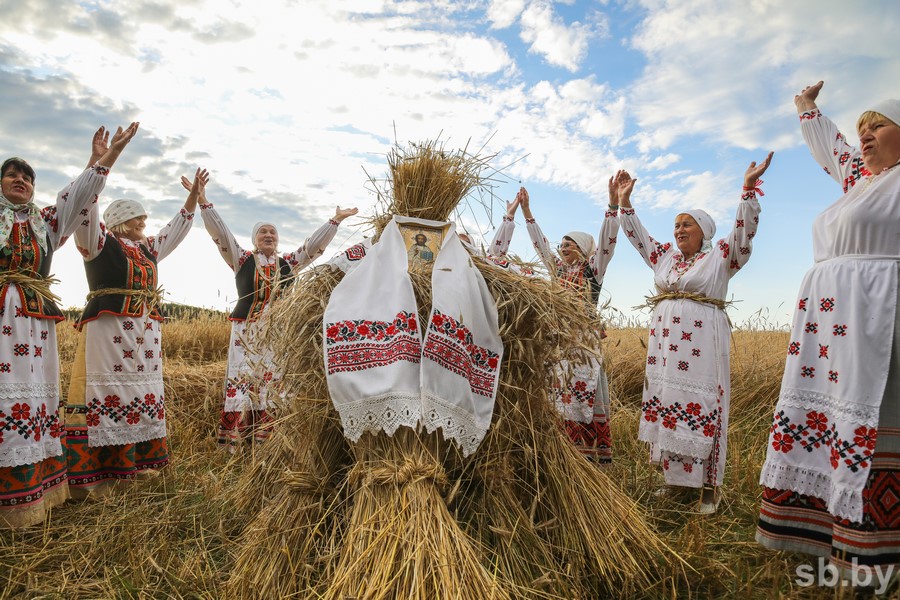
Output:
(557, 241), (578, 250)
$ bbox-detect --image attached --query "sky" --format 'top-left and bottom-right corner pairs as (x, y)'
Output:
(1, 0), (898, 328)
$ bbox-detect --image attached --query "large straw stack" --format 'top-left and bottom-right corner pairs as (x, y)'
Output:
(224, 141), (678, 598)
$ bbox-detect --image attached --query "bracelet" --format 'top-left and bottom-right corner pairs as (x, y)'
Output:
(608, 204), (619, 210)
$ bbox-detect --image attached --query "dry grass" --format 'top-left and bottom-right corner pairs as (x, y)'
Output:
(1, 315), (874, 599)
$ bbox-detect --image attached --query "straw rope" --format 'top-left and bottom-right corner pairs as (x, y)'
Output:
(349, 456), (450, 489)
(635, 290), (732, 311)
(0, 271), (61, 304)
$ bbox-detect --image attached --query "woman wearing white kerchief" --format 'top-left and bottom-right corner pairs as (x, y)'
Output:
(65, 165), (206, 499)
(617, 153), (773, 514)
(757, 83), (900, 577)
(518, 183), (621, 464)
(199, 186), (357, 449)
(0, 123), (138, 527)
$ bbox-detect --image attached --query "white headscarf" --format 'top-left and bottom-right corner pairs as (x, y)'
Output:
(865, 99), (900, 127)
(103, 199), (147, 228)
(563, 231), (595, 259)
(681, 209), (716, 254)
(251, 221), (277, 248)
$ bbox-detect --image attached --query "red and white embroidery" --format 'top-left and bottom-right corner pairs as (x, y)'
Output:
(423, 311), (500, 399)
(325, 311), (420, 375)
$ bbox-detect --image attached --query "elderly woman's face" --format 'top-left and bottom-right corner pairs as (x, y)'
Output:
(674, 214), (703, 257)
(120, 215), (148, 241)
(858, 116), (900, 175)
(255, 224), (279, 255)
(1, 166), (34, 205)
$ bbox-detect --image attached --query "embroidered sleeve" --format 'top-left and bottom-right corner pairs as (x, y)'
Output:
(199, 202), (245, 272)
(48, 164), (109, 250)
(284, 218), (339, 269)
(524, 218), (557, 274)
(149, 207), (195, 262)
(587, 208), (620, 282)
(722, 189), (762, 277)
(487, 214), (515, 257)
(799, 108), (869, 193)
(618, 207), (672, 272)
(72, 193), (105, 261)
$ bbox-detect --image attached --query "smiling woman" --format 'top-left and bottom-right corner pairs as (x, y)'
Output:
(63, 159), (207, 500)
(0, 124), (138, 528)
(616, 152), (773, 514)
(197, 181), (357, 451)
(757, 82), (900, 581)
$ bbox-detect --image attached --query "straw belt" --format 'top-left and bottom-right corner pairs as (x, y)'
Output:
(635, 290), (731, 312)
(86, 286), (165, 313)
(0, 271), (61, 304)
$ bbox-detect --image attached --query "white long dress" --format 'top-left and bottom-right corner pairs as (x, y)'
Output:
(757, 104), (899, 572)
(620, 190), (761, 487)
(0, 164), (110, 527)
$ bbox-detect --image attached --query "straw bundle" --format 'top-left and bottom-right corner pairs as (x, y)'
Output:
(223, 141), (676, 598)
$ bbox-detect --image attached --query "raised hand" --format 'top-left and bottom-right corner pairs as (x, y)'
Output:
(87, 126), (110, 167)
(614, 169), (637, 208)
(744, 152), (774, 189)
(794, 81), (823, 113)
(97, 121), (140, 169)
(505, 190), (522, 218)
(182, 168), (209, 212)
(333, 206), (359, 223)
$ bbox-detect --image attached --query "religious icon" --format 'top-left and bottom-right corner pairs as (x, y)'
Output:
(399, 224), (446, 268)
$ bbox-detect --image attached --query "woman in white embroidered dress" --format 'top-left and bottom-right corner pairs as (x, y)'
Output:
(757, 82), (900, 576)
(198, 186), (357, 449)
(64, 166), (207, 499)
(0, 123), (139, 527)
(519, 183), (620, 464)
(617, 153), (772, 513)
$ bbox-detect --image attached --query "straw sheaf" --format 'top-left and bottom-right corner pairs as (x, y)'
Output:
(219, 144), (676, 597)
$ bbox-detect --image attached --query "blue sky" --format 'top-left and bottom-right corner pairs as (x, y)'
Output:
(1, 0), (898, 327)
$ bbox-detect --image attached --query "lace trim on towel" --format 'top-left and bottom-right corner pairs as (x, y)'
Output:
(337, 392), (423, 444)
(421, 392), (489, 457)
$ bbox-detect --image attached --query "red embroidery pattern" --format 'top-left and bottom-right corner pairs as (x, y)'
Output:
(770, 410), (876, 472)
(325, 311), (421, 374)
(554, 378), (594, 407)
(86, 393), (165, 426)
(641, 395), (720, 436)
(0, 403), (61, 442)
(423, 310), (500, 398)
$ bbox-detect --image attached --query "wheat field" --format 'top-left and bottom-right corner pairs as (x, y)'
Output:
(0, 313), (891, 599)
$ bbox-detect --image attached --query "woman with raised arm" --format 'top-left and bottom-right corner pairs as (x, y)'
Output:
(199, 189), (357, 450)
(757, 82), (900, 577)
(64, 165), (207, 499)
(0, 123), (138, 527)
(617, 154), (772, 513)
(519, 182), (620, 464)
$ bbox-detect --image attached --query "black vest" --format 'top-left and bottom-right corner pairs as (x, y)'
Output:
(0, 222), (62, 319)
(230, 255), (292, 321)
(79, 234), (162, 325)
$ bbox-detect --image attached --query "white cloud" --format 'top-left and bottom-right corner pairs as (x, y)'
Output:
(487, 0), (526, 28)
(519, 0), (593, 72)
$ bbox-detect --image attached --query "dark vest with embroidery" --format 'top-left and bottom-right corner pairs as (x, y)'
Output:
(557, 261), (602, 309)
(78, 234), (163, 326)
(0, 222), (62, 320)
(230, 255), (292, 321)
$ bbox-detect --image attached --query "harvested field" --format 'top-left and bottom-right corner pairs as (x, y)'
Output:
(2, 313), (886, 599)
